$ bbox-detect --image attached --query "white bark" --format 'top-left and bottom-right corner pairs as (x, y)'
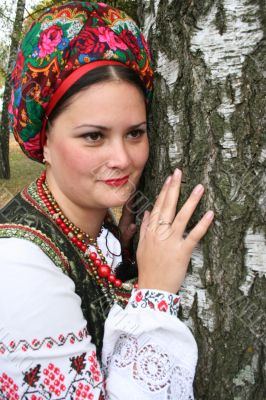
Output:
(139, 0), (266, 398)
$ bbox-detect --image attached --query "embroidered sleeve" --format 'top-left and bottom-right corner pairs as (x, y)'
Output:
(102, 289), (197, 400)
(0, 238), (197, 400)
(0, 238), (104, 400)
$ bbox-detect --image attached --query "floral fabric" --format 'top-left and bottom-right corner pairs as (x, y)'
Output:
(130, 289), (180, 317)
(8, 1), (154, 162)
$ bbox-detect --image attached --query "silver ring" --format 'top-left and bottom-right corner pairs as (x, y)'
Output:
(158, 219), (172, 226)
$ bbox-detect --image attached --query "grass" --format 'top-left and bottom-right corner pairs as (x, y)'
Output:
(0, 137), (122, 221)
(0, 138), (44, 208)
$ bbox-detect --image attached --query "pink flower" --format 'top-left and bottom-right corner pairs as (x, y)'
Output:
(157, 300), (168, 312)
(24, 133), (43, 161)
(38, 25), (63, 58)
(98, 27), (127, 51)
(135, 291), (143, 302)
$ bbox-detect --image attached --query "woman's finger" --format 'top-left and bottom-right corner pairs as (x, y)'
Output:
(149, 175), (172, 220)
(159, 168), (182, 225)
(184, 210), (214, 252)
(172, 183), (205, 235)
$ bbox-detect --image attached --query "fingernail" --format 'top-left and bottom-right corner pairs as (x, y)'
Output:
(165, 175), (172, 184)
(193, 184), (204, 195)
(174, 168), (181, 177)
(205, 211), (214, 220)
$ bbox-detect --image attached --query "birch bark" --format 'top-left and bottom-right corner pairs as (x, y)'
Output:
(138, 0), (266, 398)
(0, 0), (26, 179)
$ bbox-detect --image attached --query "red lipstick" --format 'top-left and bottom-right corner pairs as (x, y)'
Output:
(103, 175), (129, 187)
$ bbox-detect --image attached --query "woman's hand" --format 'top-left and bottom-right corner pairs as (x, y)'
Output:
(136, 168), (214, 294)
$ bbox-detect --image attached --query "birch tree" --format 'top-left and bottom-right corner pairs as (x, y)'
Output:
(0, 0), (26, 179)
(137, 0), (266, 398)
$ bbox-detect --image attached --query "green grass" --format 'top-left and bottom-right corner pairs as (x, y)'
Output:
(0, 139), (44, 208)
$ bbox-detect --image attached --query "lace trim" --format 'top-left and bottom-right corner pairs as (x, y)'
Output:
(104, 334), (194, 399)
(129, 289), (180, 317)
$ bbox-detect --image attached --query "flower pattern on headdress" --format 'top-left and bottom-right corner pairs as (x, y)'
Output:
(8, 1), (154, 162)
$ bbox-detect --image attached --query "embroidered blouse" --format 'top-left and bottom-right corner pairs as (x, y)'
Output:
(0, 228), (197, 399)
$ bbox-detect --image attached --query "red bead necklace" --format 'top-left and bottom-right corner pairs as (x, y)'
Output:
(37, 171), (123, 289)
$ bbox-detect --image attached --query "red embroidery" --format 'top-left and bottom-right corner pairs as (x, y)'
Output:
(0, 329), (89, 355)
(70, 353), (86, 374)
(135, 291), (143, 302)
(24, 365), (41, 387)
(0, 351), (103, 399)
(131, 289), (180, 317)
(89, 352), (101, 383)
(157, 300), (168, 312)
(42, 363), (66, 397)
(0, 373), (19, 400)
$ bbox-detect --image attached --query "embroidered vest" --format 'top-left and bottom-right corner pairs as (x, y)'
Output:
(0, 181), (132, 359)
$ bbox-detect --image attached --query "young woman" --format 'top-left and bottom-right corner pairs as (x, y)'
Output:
(0, 2), (214, 399)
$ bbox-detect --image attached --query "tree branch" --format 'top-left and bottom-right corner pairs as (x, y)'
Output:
(25, 0), (66, 22)
(0, 8), (15, 24)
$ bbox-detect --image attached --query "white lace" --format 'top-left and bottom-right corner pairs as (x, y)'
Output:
(105, 333), (194, 400)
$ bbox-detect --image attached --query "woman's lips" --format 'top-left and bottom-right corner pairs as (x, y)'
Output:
(103, 176), (129, 187)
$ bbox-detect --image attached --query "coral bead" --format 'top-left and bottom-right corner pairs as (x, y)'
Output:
(76, 240), (83, 249)
(89, 252), (97, 261)
(98, 265), (111, 278)
(114, 279), (122, 287)
(108, 274), (116, 283)
(94, 259), (101, 267)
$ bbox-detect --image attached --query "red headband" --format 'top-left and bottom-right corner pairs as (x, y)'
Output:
(41, 60), (127, 146)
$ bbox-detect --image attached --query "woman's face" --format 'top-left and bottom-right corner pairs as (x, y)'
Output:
(43, 80), (149, 210)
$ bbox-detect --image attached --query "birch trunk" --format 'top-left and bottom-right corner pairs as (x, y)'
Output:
(0, 0), (26, 179)
(138, 0), (266, 398)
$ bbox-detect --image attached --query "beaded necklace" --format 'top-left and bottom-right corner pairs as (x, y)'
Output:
(36, 171), (130, 293)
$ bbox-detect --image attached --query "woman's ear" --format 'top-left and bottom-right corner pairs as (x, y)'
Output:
(43, 131), (51, 164)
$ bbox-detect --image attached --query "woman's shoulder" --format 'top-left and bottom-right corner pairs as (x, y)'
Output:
(0, 236), (53, 261)
(0, 237), (84, 331)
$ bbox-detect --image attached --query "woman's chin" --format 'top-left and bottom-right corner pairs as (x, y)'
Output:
(101, 190), (133, 208)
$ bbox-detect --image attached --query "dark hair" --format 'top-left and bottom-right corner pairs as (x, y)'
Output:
(48, 65), (148, 125)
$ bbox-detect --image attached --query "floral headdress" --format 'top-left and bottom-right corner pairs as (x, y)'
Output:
(9, 1), (154, 162)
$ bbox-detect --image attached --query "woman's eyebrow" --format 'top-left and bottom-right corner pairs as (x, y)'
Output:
(74, 122), (147, 130)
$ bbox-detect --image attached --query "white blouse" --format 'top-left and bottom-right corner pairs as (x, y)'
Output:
(0, 230), (197, 400)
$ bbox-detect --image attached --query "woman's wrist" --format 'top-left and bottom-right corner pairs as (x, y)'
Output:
(137, 281), (180, 295)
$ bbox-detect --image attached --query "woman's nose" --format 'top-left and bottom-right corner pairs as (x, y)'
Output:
(105, 140), (131, 170)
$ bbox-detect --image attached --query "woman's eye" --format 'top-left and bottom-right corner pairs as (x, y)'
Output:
(83, 132), (103, 142)
(127, 129), (146, 139)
